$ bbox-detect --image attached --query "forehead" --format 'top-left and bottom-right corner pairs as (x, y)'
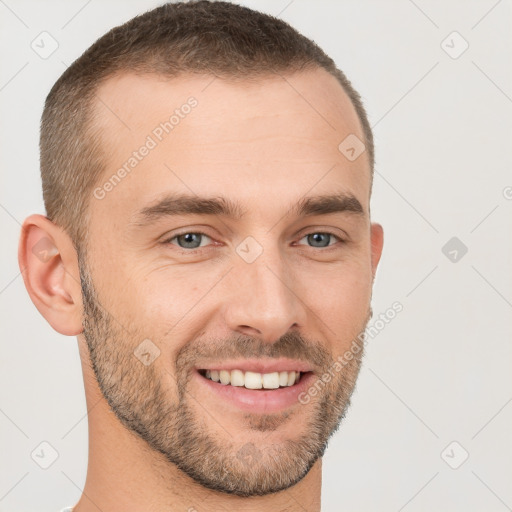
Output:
(89, 69), (370, 228)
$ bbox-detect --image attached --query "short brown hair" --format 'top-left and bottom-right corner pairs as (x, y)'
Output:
(40, 0), (374, 251)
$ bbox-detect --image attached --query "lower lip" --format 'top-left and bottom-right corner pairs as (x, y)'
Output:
(194, 370), (316, 414)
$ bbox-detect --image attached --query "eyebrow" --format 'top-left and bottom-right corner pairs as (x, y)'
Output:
(131, 191), (365, 226)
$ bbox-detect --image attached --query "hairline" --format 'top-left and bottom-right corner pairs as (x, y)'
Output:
(88, 66), (373, 200)
(76, 66), (372, 257)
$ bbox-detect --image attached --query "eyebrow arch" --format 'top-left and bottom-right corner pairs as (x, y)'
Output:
(292, 193), (364, 217)
(131, 191), (364, 226)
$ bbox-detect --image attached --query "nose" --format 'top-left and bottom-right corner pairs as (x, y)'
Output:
(222, 251), (307, 344)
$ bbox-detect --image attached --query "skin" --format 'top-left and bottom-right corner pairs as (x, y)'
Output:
(19, 68), (383, 511)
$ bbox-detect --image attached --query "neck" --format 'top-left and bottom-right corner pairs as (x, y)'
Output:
(72, 343), (322, 512)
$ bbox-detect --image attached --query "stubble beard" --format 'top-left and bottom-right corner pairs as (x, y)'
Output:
(78, 257), (368, 497)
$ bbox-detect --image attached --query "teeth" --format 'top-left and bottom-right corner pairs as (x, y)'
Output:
(203, 369), (303, 389)
(245, 371), (262, 389)
(262, 372), (279, 389)
(219, 370), (231, 385)
(230, 369), (245, 387)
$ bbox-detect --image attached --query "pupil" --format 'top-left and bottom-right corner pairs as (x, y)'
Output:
(179, 233), (201, 248)
(308, 233), (329, 247)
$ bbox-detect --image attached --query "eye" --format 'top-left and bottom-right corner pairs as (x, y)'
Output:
(297, 232), (342, 248)
(163, 230), (343, 251)
(167, 232), (212, 249)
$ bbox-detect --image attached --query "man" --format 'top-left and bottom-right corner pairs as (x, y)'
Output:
(18, 1), (383, 510)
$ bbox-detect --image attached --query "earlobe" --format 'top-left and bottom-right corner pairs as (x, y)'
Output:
(18, 214), (83, 336)
(370, 223), (384, 279)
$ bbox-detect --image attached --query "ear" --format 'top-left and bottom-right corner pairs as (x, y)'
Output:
(18, 214), (83, 335)
(370, 223), (384, 279)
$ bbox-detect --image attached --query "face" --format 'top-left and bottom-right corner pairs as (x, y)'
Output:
(79, 68), (382, 496)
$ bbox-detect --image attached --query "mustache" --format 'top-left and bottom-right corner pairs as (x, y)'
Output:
(175, 307), (372, 378)
(175, 330), (335, 375)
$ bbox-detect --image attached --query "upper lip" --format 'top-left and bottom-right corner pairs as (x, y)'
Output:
(196, 358), (313, 374)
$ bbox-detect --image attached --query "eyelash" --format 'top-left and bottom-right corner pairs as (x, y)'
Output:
(163, 230), (345, 252)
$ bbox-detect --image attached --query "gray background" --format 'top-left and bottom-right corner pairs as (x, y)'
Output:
(1, 0), (511, 511)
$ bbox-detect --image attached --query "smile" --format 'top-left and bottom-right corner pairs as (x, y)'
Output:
(199, 369), (302, 389)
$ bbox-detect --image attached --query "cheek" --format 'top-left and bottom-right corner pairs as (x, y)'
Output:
(302, 260), (373, 338)
(114, 269), (217, 348)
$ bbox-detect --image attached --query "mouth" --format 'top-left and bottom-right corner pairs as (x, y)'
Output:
(194, 361), (316, 413)
(198, 368), (306, 389)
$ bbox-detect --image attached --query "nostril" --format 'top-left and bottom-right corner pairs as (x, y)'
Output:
(236, 326), (262, 338)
